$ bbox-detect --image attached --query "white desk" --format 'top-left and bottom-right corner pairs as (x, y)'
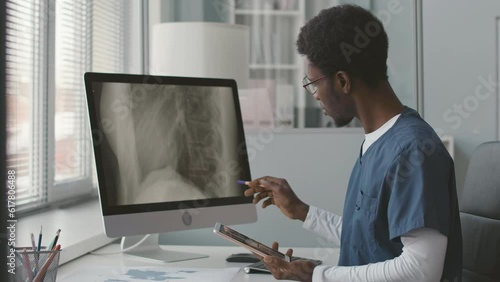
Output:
(57, 244), (340, 281)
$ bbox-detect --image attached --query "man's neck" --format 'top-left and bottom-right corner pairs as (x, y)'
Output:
(354, 81), (404, 134)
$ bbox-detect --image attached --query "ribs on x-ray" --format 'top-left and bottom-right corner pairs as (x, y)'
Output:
(99, 83), (234, 205)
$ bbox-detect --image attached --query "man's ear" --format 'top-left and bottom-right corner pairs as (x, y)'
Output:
(335, 71), (351, 94)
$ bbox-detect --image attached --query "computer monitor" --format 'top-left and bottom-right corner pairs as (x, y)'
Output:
(84, 72), (257, 262)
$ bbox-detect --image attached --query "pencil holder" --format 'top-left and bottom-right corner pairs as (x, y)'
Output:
(14, 247), (61, 282)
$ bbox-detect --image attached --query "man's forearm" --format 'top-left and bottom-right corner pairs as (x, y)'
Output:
(302, 206), (342, 246)
(294, 202), (310, 221)
(312, 228), (447, 282)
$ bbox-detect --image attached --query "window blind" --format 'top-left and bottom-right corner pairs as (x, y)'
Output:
(5, 0), (48, 208)
(54, 0), (92, 183)
(6, 0), (139, 213)
(92, 0), (126, 72)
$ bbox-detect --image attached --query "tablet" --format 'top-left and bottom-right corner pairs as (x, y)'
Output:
(213, 222), (291, 262)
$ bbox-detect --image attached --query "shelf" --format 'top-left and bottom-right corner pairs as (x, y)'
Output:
(235, 10), (301, 16)
(249, 64), (299, 70)
(231, 0), (306, 128)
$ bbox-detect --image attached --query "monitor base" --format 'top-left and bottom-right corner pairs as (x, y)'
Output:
(121, 234), (208, 263)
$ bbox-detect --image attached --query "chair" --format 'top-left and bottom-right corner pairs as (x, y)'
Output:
(460, 141), (500, 282)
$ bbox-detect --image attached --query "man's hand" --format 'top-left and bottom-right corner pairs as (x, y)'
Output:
(262, 242), (316, 282)
(244, 176), (309, 221)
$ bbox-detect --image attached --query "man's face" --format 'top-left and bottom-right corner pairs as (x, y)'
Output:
(305, 60), (355, 127)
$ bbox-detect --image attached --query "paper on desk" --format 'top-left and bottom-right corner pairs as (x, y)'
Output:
(59, 266), (240, 282)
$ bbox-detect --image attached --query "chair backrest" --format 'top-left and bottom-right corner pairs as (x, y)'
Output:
(460, 141), (500, 282)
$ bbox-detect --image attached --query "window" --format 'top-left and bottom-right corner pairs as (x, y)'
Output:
(6, 0), (143, 213)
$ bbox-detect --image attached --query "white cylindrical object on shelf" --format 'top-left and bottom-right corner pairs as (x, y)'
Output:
(150, 22), (249, 88)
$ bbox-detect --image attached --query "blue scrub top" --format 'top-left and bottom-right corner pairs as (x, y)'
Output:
(339, 107), (462, 282)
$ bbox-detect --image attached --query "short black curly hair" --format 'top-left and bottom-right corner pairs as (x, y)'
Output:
(297, 5), (388, 87)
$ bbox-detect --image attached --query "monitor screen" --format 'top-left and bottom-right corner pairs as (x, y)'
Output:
(85, 73), (257, 239)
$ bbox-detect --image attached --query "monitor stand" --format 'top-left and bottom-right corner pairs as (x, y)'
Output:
(121, 234), (208, 263)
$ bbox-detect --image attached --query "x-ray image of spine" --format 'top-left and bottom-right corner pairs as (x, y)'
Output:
(99, 82), (241, 205)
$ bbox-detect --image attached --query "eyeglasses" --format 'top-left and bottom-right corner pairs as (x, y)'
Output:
(302, 76), (325, 95)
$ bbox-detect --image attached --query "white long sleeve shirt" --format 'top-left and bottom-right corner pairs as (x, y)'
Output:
(303, 206), (448, 282)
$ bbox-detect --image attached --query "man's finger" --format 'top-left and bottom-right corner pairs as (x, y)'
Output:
(255, 186), (269, 193)
(263, 257), (283, 279)
(258, 178), (282, 193)
(262, 198), (274, 208)
(247, 177), (271, 188)
(244, 185), (269, 196)
(247, 176), (285, 194)
(243, 187), (256, 197)
(271, 241), (279, 250)
(246, 178), (261, 187)
(260, 176), (285, 185)
(253, 192), (271, 204)
(286, 248), (293, 258)
(264, 256), (288, 271)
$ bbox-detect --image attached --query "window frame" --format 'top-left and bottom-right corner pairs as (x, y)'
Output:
(7, 0), (145, 215)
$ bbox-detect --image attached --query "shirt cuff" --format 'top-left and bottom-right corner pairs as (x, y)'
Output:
(312, 265), (335, 282)
(302, 205), (318, 230)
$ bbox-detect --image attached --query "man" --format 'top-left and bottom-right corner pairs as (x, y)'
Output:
(244, 5), (462, 282)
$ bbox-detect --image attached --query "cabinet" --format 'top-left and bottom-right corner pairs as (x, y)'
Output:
(228, 0), (306, 128)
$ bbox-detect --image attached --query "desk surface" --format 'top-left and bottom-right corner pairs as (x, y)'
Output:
(58, 244), (340, 282)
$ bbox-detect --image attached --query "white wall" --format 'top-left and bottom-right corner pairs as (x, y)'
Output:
(160, 130), (363, 247)
(371, 0), (417, 109)
(422, 0), (500, 198)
